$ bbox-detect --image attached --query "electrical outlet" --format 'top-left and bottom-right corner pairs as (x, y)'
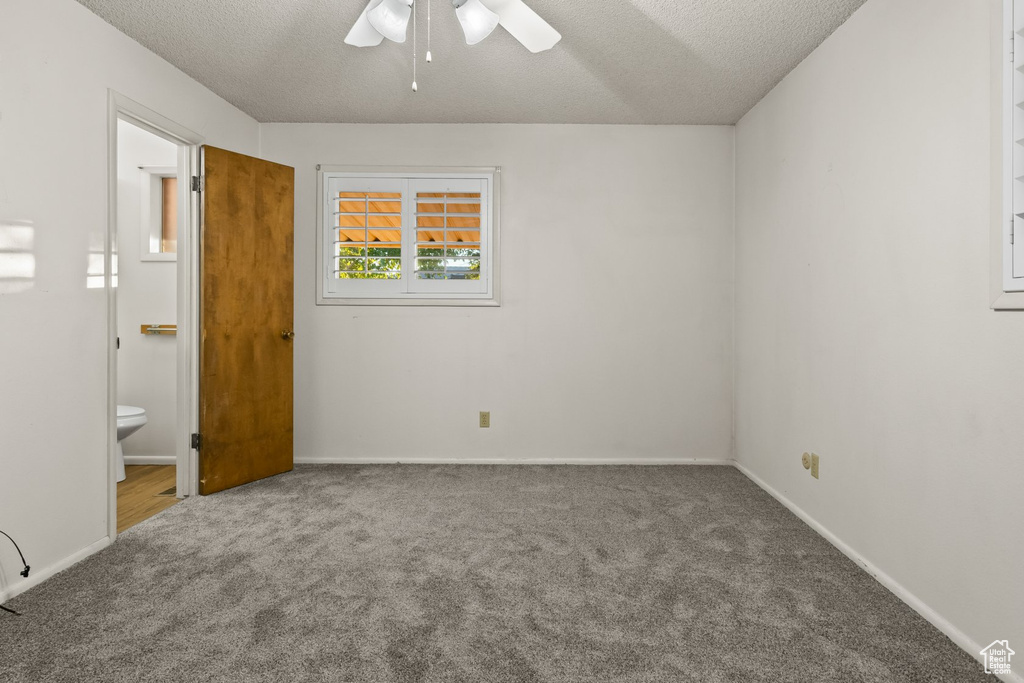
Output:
(811, 453), (819, 479)
(479, 411), (490, 428)
(801, 452), (811, 470)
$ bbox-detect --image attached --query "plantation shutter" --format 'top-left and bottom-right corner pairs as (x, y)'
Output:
(410, 178), (488, 295)
(318, 169), (496, 302)
(324, 176), (405, 296)
(1009, 0), (1024, 289)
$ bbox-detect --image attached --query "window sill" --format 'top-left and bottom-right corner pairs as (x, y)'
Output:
(991, 290), (1024, 310)
(317, 297), (500, 308)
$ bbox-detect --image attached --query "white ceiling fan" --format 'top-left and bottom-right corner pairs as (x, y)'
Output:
(344, 0), (561, 54)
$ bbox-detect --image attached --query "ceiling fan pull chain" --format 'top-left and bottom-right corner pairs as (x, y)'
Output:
(411, 0), (415, 92)
(426, 0), (432, 63)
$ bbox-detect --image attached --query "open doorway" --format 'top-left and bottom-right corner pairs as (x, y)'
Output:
(115, 119), (181, 532)
(107, 92), (203, 538)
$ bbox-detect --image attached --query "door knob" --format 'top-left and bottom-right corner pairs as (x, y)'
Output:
(281, 330), (295, 340)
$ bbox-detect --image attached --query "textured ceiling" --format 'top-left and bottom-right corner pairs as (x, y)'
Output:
(75, 0), (867, 124)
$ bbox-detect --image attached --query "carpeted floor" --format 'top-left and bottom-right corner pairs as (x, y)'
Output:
(0, 465), (988, 682)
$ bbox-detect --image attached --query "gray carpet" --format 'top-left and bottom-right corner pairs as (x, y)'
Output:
(1, 465), (988, 682)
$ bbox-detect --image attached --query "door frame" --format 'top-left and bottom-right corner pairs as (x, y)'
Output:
(106, 91), (204, 540)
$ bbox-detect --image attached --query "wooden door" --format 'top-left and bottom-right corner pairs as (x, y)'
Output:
(198, 146), (294, 495)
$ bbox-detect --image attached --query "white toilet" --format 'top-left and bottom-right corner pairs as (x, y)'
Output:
(116, 405), (148, 483)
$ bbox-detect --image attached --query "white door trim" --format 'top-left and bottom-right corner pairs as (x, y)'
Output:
(107, 91), (204, 540)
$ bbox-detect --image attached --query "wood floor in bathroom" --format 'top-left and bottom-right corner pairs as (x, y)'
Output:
(117, 465), (180, 534)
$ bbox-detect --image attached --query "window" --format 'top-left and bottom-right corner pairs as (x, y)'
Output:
(317, 167), (499, 305)
(1005, 0), (1024, 292)
(140, 166), (178, 261)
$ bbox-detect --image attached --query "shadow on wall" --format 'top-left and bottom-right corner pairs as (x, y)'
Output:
(0, 221), (35, 294)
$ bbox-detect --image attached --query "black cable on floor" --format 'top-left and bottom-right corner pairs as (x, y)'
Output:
(0, 529), (30, 616)
(0, 530), (30, 578)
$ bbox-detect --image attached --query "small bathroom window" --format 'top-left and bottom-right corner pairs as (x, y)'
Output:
(140, 166), (178, 261)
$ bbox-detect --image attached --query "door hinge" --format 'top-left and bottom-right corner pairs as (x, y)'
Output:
(1011, 31), (1016, 63)
(191, 433), (201, 450)
(191, 175), (204, 192)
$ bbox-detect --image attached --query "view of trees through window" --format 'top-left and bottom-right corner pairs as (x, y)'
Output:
(334, 190), (481, 280)
(335, 191), (401, 279)
(415, 192), (481, 280)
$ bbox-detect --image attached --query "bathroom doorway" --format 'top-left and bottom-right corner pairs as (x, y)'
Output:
(115, 119), (180, 531)
(107, 93), (203, 537)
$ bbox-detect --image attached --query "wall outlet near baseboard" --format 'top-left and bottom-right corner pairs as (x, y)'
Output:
(811, 453), (819, 479)
(802, 452), (811, 469)
(479, 411), (490, 428)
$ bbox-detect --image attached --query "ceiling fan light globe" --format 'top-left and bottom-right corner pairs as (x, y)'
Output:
(344, 0), (387, 47)
(368, 0), (413, 43)
(455, 0), (500, 45)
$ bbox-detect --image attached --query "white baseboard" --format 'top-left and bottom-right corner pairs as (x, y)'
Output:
(0, 536), (111, 605)
(294, 456), (734, 466)
(123, 455), (176, 465)
(732, 461), (1022, 683)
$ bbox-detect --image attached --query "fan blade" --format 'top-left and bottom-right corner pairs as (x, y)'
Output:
(479, 0), (561, 53)
(344, 0), (386, 47)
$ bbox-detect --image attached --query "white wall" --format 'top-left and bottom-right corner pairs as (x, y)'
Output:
(261, 124), (735, 465)
(0, 0), (259, 598)
(735, 0), (1024, 665)
(116, 120), (177, 460)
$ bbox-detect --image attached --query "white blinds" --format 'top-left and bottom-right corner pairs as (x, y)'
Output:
(332, 190), (403, 280)
(321, 172), (493, 300)
(414, 192), (482, 280)
(1010, 0), (1024, 286)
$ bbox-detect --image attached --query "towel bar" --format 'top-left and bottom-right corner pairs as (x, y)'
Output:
(141, 325), (176, 336)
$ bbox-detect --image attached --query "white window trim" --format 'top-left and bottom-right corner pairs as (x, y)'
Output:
(996, 0), (1024, 309)
(139, 165), (177, 262)
(316, 165), (500, 307)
